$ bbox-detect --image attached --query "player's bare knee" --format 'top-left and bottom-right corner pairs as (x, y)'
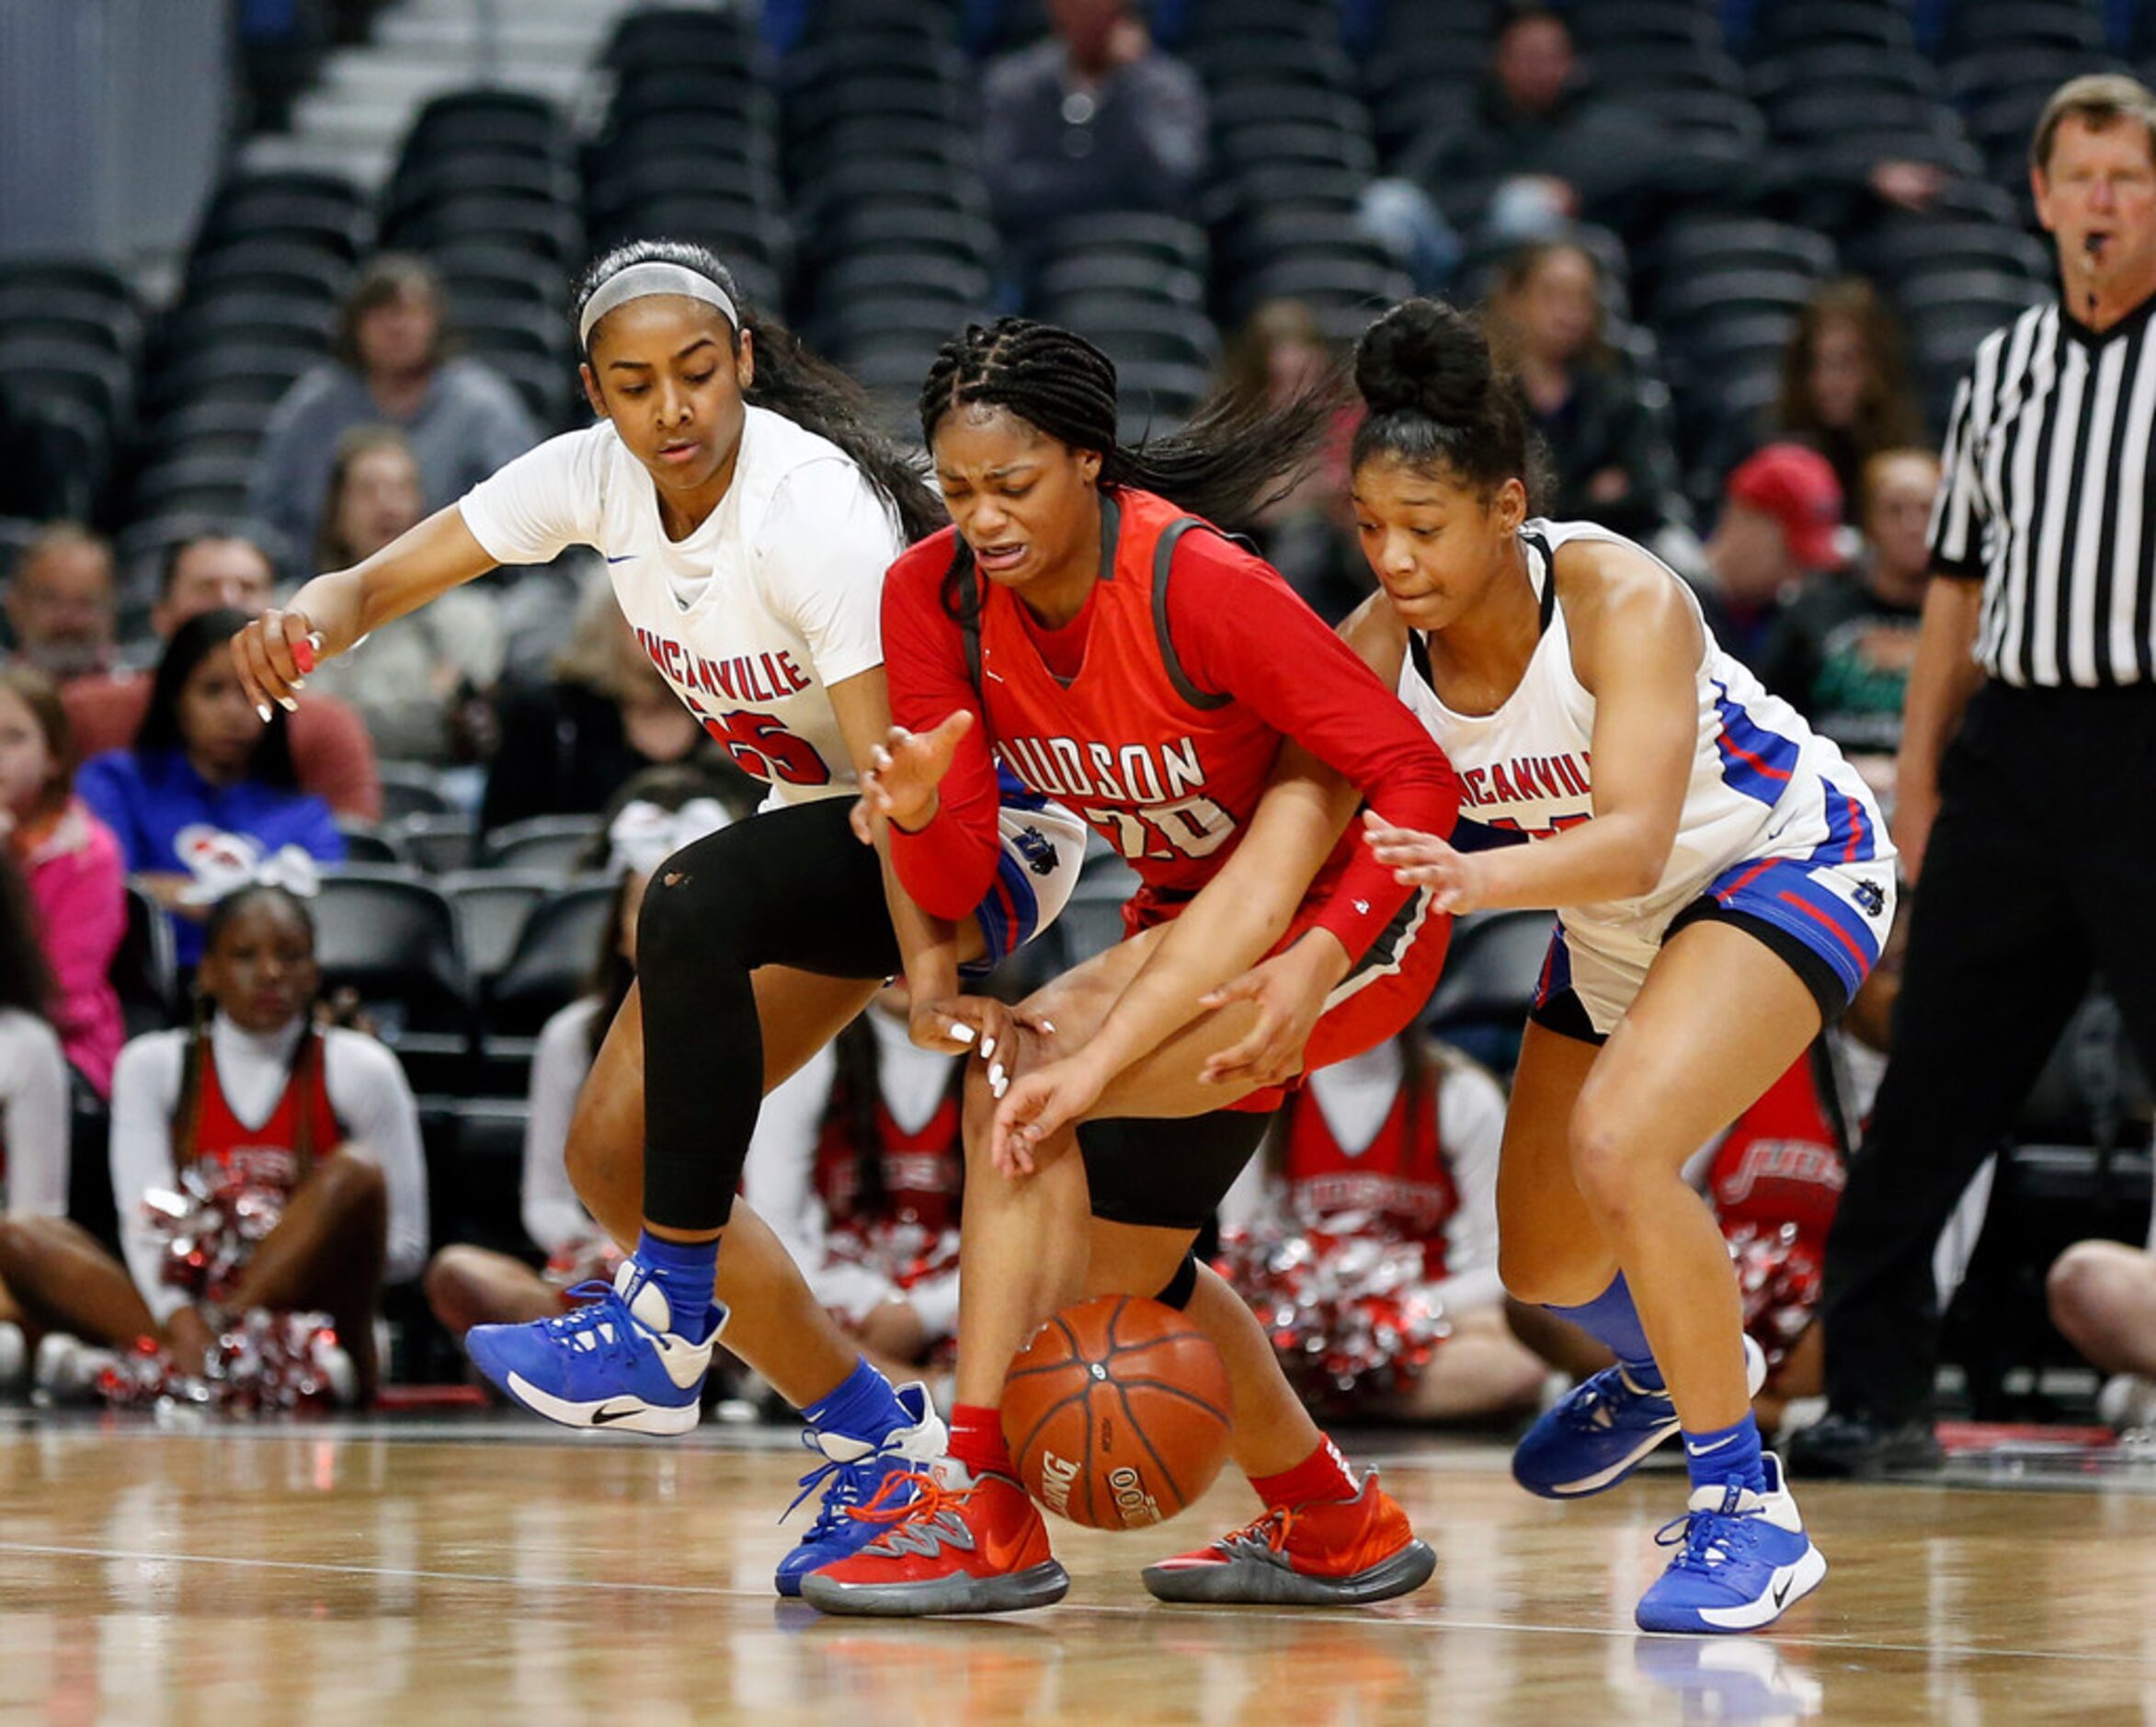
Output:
(2045, 1241), (2118, 1332)
(0, 1218), (38, 1285)
(318, 1153), (388, 1222)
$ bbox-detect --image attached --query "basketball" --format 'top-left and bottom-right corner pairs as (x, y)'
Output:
(1001, 1295), (1233, 1531)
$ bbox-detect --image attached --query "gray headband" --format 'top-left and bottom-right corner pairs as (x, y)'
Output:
(577, 261), (739, 350)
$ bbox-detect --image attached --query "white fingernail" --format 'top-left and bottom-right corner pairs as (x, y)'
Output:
(1038, 1019), (1055, 1034)
(988, 1061), (1004, 1089)
(307, 633), (324, 652)
(991, 1077), (1008, 1099)
(277, 696), (297, 713)
(948, 1023), (975, 1046)
(256, 703), (272, 723)
(981, 1035), (996, 1059)
(290, 677), (306, 691)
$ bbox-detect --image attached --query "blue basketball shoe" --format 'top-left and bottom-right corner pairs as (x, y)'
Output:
(1635, 1452), (1826, 1633)
(1513, 1334), (1766, 1499)
(772, 1381), (949, 1596)
(465, 1258), (724, 1436)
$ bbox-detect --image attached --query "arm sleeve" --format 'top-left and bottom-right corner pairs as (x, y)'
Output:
(457, 431), (603, 568)
(110, 1035), (187, 1323)
(1169, 547), (1463, 955)
(736, 1045), (838, 1288)
(291, 696), (382, 820)
(325, 1032), (430, 1285)
(1927, 371), (1986, 579)
(1428, 1056), (1509, 1316)
(880, 550), (1006, 921)
(759, 465), (899, 690)
(0, 1012), (69, 1219)
(522, 1001), (598, 1253)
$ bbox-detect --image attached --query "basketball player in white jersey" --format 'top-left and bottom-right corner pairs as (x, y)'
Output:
(231, 241), (1085, 1595)
(1230, 299), (1896, 1633)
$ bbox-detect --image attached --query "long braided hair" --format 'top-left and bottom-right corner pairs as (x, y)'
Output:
(172, 885), (327, 1177)
(917, 317), (1341, 623)
(574, 238), (943, 544)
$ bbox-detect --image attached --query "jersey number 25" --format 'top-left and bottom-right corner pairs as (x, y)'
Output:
(701, 710), (831, 786)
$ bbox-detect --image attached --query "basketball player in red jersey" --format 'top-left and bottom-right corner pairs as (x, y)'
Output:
(802, 319), (1463, 1617)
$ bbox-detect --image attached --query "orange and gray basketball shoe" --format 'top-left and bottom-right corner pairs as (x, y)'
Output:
(799, 1458), (1070, 1617)
(1141, 1470), (1435, 1606)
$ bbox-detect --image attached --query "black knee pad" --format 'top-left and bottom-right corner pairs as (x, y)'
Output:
(1153, 1252), (1200, 1311)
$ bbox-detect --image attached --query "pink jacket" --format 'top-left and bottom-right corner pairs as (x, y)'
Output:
(19, 798), (126, 1097)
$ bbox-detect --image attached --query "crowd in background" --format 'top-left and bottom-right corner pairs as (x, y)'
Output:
(0, 0), (2145, 1437)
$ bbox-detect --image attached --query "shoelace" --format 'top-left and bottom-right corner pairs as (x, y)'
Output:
(838, 1467), (984, 1556)
(535, 1279), (643, 1367)
(782, 1431), (896, 1531)
(1214, 1503), (1302, 1556)
(1653, 1503), (1763, 1574)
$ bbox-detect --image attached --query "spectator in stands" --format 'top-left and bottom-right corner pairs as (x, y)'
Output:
(1760, 449), (1939, 788)
(1218, 302), (1365, 623)
(63, 531), (382, 821)
(245, 253), (540, 570)
(0, 667), (124, 1095)
(76, 609), (343, 968)
(1217, 1033), (1548, 1424)
(0, 884), (426, 1405)
(742, 990), (966, 1382)
(1485, 238), (1680, 543)
(1689, 443), (1849, 671)
(1399, 5), (1672, 250)
(0, 850), (71, 1389)
(302, 427), (506, 765)
(4, 524), (115, 684)
(481, 581), (717, 834)
(426, 772), (736, 1337)
(981, 0), (1208, 285)
(2046, 1203), (2156, 1435)
(1774, 280), (1926, 522)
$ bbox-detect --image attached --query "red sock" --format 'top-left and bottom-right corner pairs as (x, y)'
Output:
(949, 1403), (1014, 1477)
(1250, 1435), (1358, 1509)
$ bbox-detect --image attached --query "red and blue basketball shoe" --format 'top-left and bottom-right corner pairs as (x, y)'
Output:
(1140, 1470), (1434, 1606)
(1635, 1453), (1827, 1632)
(464, 1258), (723, 1435)
(1513, 1334), (1768, 1499)
(773, 1383), (950, 1597)
(798, 1458), (1070, 1617)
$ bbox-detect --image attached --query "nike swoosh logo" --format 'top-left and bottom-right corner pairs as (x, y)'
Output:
(1685, 1434), (1738, 1456)
(1773, 1576), (1793, 1607)
(606, 555), (635, 565)
(589, 1403), (641, 1426)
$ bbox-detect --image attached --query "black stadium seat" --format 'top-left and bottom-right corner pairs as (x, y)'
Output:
(309, 867), (475, 1093)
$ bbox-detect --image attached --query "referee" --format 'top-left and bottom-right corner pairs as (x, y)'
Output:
(1791, 74), (2156, 1478)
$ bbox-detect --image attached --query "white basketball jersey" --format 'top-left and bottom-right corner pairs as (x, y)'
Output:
(1395, 519), (1893, 953)
(460, 406), (903, 808)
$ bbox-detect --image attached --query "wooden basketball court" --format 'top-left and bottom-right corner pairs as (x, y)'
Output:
(0, 1412), (2146, 1721)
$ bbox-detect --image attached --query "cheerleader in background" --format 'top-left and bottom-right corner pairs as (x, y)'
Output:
(0, 852), (72, 1391)
(0, 884), (426, 1403)
(1217, 1029), (1546, 1424)
(744, 988), (965, 1388)
(426, 775), (737, 1337)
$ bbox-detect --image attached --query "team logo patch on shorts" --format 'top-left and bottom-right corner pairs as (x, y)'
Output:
(1853, 879), (1886, 919)
(1014, 825), (1061, 876)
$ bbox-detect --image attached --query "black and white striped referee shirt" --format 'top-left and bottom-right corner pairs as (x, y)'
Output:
(1930, 294), (2156, 688)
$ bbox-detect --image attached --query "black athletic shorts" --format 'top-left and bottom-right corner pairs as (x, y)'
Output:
(1079, 1107), (1277, 1231)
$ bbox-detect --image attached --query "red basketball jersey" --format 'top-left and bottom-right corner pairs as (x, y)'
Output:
(1280, 1066), (1459, 1278)
(970, 488), (1342, 916)
(1708, 1053), (1844, 1246)
(188, 1030), (343, 1195)
(813, 1085), (964, 1237)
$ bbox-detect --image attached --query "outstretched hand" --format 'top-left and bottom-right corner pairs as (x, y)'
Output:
(1362, 808), (1486, 914)
(231, 609), (326, 721)
(852, 709), (975, 842)
(990, 1050), (1104, 1180)
(1196, 932), (1344, 1091)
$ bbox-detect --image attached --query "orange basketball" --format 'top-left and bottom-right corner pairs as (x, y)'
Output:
(1001, 1294), (1233, 1530)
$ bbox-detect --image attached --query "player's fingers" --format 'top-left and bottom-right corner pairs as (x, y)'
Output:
(230, 628), (277, 722)
(929, 707), (975, 753)
(261, 610), (307, 697)
(848, 798), (874, 846)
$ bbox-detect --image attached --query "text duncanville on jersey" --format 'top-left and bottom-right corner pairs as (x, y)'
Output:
(633, 625), (814, 704)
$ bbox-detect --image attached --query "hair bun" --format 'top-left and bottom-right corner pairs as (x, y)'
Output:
(1354, 299), (1493, 423)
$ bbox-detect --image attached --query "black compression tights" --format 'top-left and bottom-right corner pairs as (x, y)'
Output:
(635, 797), (902, 1230)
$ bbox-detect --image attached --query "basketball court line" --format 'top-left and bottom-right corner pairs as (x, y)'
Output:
(0, 1531), (2144, 1672)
